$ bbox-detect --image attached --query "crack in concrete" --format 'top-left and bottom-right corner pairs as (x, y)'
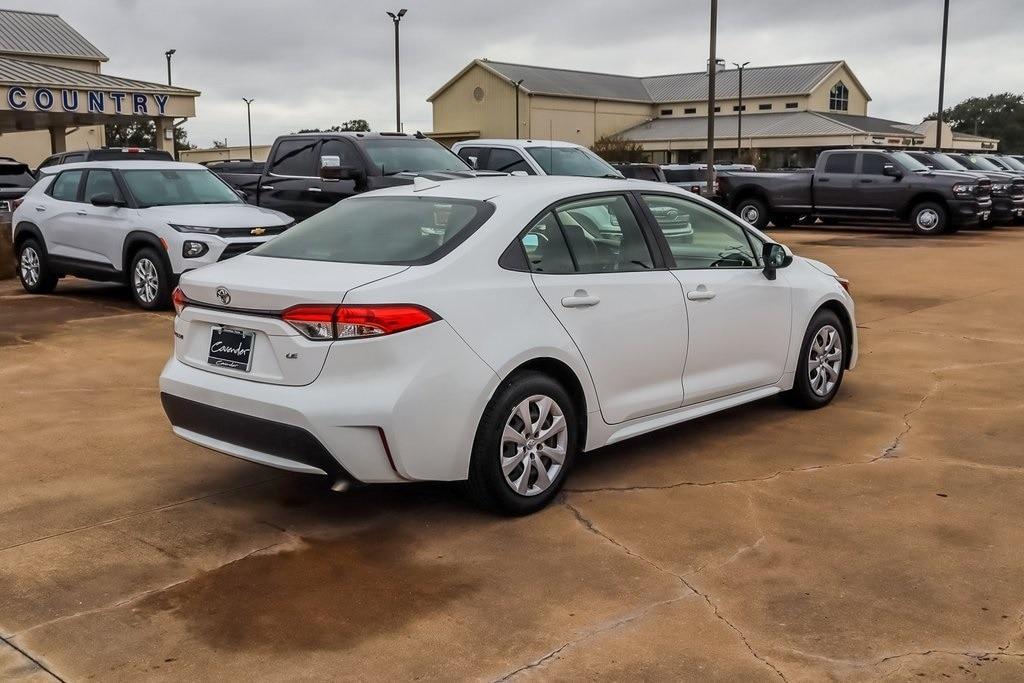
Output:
(0, 634), (64, 682)
(878, 648), (1024, 664)
(872, 382), (937, 462)
(563, 502), (788, 681)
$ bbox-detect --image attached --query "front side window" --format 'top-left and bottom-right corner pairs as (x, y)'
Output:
(120, 169), (241, 207)
(253, 196), (490, 265)
(83, 170), (124, 203)
(319, 139), (351, 164)
(829, 82), (849, 111)
(521, 212), (574, 274)
(888, 151), (928, 172)
(50, 170), (83, 202)
(526, 147), (619, 178)
(860, 153), (888, 176)
(270, 138), (318, 176)
(485, 148), (533, 174)
(62, 153), (86, 163)
(362, 138), (470, 175)
(643, 194), (756, 269)
(552, 195), (653, 272)
(824, 153), (856, 174)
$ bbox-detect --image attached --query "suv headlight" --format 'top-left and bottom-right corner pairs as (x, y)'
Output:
(952, 183), (977, 199)
(169, 224), (220, 234)
(991, 183), (1010, 196)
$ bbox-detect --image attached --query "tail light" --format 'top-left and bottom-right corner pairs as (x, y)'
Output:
(172, 287), (189, 315)
(12, 197), (25, 211)
(281, 304), (439, 341)
(836, 277), (851, 293)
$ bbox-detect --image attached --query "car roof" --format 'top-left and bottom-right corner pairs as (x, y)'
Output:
(38, 160), (208, 172)
(455, 139), (589, 150)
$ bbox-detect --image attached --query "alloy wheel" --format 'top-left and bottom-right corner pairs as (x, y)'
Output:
(133, 258), (159, 304)
(808, 324), (843, 397)
(20, 246), (40, 288)
(916, 208), (940, 231)
(500, 394), (568, 496)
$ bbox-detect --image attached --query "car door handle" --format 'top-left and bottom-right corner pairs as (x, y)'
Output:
(561, 290), (600, 308)
(76, 210), (87, 216)
(859, 178), (874, 184)
(35, 206), (46, 211)
(306, 187), (323, 192)
(818, 177), (831, 183)
(686, 288), (716, 301)
(261, 185), (275, 191)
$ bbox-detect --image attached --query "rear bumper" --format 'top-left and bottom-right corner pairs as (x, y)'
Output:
(159, 320), (500, 484)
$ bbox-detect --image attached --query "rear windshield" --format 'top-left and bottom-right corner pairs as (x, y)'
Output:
(121, 169), (242, 207)
(362, 138), (470, 175)
(525, 147), (620, 178)
(90, 149), (174, 161)
(664, 168), (704, 183)
(0, 164), (34, 187)
(252, 196), (493, 265)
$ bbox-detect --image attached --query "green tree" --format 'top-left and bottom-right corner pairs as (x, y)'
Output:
(927, 93), (1024, 153)
(104, 119), (194, 155)
(293, 119), (371, 134)
(591, 134), (647, 163)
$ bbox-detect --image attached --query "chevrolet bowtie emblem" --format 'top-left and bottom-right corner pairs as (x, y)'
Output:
(250, 227), (267, 236)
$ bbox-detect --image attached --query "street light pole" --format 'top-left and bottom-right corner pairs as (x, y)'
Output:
(242, 98), (255, 160)
(164, 49), (176, 86)
(732, 61), (749, 162)
(386, 9), (408, 133)
(511, 78), (524, 139)
(935, 0), (950, 151)
(706, 0), (718, 193)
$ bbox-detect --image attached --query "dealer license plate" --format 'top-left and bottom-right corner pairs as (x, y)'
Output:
(208, 326), (255, 371)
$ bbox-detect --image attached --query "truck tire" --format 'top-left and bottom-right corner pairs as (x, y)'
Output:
(735, 198), (769, 230)
(909, 202), (948, 235)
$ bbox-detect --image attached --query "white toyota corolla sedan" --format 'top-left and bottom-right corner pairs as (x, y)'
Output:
(160, 175), (856, 515)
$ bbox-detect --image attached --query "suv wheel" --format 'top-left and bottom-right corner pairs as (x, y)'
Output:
(467, 372), (578, 515)
(17, 239), (58, 294)
(129, 247), (171, 310)
(735, 198), (770, 230)
(787, 309), (847, 409)
(910, 202), (948, 235)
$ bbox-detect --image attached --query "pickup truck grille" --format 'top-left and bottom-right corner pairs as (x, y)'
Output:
(1011, 180), (1024, 200)
(218, 242), (261, 261)
(975, 179), (992, 199)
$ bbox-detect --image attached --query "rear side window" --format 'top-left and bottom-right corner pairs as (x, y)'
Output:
(270, 138), (318, 176)
(0, 164), (34, 187)
(824, 153), (856, 174)
(631, 167), (660, 181)
(664, 168), (703, 183)
(90, 149), (173, 161)
(252, 196), (493, 265)
(553, 195), (653, 273)
(50, 170), (83, 201)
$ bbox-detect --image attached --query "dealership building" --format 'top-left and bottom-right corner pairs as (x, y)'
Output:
(0, 8), (199, 166)
(429, 59), (998, 167)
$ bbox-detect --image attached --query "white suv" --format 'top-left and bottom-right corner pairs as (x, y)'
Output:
(12, 161), (292, 309)
(452, 139), (623, 178)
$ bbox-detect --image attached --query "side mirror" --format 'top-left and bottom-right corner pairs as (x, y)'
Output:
(234, 188), (247, 200)
(883, 164), (903, 179)
(762, 242), (793, 280)
(466, 156), (479, 170)
(90, 193), (125, 208)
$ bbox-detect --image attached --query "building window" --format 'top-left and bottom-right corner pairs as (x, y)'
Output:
(759, 103), (772, 111)
(732, 105), (746, 112)
(713, 106), (721, 113)
(660, 108), (673, 115)
(684, 107), (697, 114)
(829, 82), (849, 111)
(473, 86), (485, 102)
(785, 102), (798, 109)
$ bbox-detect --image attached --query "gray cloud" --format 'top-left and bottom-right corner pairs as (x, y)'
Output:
(10, 0), (1024, 147)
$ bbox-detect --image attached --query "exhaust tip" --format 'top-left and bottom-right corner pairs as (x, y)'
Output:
(330, 478), (352, 493)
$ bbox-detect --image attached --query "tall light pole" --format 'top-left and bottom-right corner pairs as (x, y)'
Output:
(706, 0), (718, 192)
(242, 98), (255, 160)
(164, 49), (176, 86)
(511, 78), (524, 138)
(386, 9), (408, 132)
(732, 61), (749, 162)
(935, 0), (950, 150)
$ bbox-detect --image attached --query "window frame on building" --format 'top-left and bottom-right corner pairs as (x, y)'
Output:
(829, 82), (849, 112)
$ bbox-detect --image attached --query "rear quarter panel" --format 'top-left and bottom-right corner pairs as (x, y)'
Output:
(720, 171), (813, 211)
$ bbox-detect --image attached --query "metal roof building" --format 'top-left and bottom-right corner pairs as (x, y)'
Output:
(0, 9), (199, 166)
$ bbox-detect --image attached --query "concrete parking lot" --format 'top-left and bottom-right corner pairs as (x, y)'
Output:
(2, 225), (1024, 681)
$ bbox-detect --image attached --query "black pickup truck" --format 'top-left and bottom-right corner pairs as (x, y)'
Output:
(213, 132), (484, 221)
(718, 149), (992, 235)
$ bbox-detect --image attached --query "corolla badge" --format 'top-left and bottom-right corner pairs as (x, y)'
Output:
(215, 287), (231, 305)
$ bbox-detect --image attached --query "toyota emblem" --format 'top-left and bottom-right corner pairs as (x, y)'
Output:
(215, 287), (231, 305)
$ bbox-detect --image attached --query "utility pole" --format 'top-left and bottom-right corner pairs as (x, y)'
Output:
(935, 0), (950, 151)
(243, 98), (255, 160)
(164, 49), (176, 86)
(733, 61), (749, 162)
(706, 0), (718, 193)
(512, 79), (524, 139)
(387, 9), (408, 132)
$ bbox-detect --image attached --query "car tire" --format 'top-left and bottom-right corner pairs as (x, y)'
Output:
(467, 371), (578, 516)
(786, 309), (847, 410)
(735, 198), (770, 230)
(129, 247), (172, 310)
(909, 201), (948, 235)
(16, 238), (58, 294)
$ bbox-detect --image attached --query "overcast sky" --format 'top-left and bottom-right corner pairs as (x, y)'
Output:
(11, 0), (1024, 148)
